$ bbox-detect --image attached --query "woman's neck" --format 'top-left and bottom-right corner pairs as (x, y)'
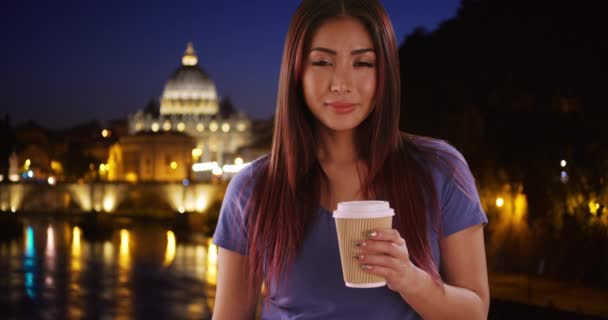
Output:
(317, 128), (369, 211)
(317, 128), (358, 166)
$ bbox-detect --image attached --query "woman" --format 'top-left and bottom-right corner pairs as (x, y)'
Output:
(212, 0), (489, 319)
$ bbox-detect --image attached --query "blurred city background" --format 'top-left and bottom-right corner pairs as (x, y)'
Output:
(1, 0), (606, 319)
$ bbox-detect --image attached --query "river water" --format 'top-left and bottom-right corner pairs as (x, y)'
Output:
(0, 215), (216, 319)
(1, 215), (604, 320)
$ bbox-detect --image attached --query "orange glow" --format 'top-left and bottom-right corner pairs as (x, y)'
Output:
(496, 197), (504, 208)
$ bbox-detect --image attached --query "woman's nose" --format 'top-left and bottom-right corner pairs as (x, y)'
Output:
(330, 65), (352, 93)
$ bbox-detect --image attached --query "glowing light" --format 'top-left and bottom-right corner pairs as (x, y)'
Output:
(170, 161), (178, 170)
(0, 174), (3, 182)
(25, 273), (35, 299)
(192, 162), (219, 172)
(196, 123), (204, 132)
(234, 157), (243, 165)
(101, 129), (110, 138)
(68, 185), (92, 211)
(25, 159), (31, 169)
(237, 122), (247, 132)
(135, 122), (144, 131)
(212, 167), (223, 176)
(162, 184), (219, 215)
(27, 170), (33, 178)
(73, 227), (82, 247)
(560, 171), (569, 183)
(223, 162), (250, 173)
(47, 177), (56, 185)
(192, 148), (203, 158)
(512, 193), (528, 225)
(103, 241), (113, 264)
(118, 229), (131, 285)
(164, 231), (176, 267)
(560, 160), (567, 168)
(496, 197), (504, 208)
(125, 172), (138, 183)
(196, 196), (208, 212)
(177, 122), (186, 131)
(221, 123), (230, 132)
(24, 228), (36, 299)
(206, 239), (218, 285)
(209, 121), (218, 132)
(151, 123), (160, 132)
(120, 229), (130, 257)
(46, 226), (55, 256)
(100, 164), (106, 171)
(103, 198), (114, 212)
(163, 121), (171, 131)
(182, 42), (198, 66)
(7, 184), (29, 212)
(589, 201), (601, 216)
(50, 161), (63, 173)
(25, 226), (35, 257)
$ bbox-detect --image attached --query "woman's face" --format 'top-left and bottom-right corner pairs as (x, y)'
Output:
(302, 16), (377, 132)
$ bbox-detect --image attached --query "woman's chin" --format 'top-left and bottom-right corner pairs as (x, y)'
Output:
(319, 118), (362, 132)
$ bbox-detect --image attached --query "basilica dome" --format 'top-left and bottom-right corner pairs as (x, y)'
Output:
(159, 42), (219, 116)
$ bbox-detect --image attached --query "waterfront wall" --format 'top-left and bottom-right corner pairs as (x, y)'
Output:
(0, 182), (226, 216)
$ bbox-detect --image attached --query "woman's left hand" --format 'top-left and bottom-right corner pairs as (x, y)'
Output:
(355, 228), (418, 293)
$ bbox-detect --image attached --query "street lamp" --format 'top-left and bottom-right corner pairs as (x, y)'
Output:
(496, 197), (505, 208)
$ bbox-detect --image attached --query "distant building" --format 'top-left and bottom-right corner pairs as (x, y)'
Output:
(107, 132), (194, 183)
(128, 42), (253, 166)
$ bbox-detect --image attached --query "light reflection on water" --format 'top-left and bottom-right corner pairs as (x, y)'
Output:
(0, 218), (216, 319)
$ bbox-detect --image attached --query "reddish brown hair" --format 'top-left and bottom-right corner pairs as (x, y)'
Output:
(243, 0), (468, 299)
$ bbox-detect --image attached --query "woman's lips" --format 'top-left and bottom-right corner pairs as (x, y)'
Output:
(326, 102), (356, 114)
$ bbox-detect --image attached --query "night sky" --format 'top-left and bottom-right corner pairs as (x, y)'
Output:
(2, 0), (460, 129)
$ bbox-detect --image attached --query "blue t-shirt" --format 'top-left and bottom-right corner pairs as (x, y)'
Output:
(213, 141), (488, 319)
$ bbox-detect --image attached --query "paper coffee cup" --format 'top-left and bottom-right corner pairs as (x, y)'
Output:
(333, 201), (394, 288)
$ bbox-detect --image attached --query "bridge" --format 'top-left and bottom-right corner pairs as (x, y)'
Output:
(0, 182), (225, 216)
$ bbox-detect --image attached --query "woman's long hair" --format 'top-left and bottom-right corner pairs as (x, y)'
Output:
(243, 0), (473, 299)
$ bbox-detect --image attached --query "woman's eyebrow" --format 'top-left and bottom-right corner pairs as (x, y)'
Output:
(310, 47), (375, 55)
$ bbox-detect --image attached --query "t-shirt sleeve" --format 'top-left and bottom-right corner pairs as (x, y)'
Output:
(437, 145), (488, 237)
(212, 165), (254, 255)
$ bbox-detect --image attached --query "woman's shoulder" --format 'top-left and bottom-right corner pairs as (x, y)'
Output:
(405, 134), (487, 234)
(224, 154), (270, 198)
(234, 154), (270, 179)
(403, 133), (467, 171)
(402, 133), (476, 193)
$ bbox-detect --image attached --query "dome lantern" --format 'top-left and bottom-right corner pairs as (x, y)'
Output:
(182, 42), (198, 66)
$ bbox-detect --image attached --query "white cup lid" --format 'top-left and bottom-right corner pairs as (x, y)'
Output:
(333, 201), (394, 219)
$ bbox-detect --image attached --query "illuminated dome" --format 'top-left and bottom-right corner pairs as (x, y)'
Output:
(159, 42), (219, 116)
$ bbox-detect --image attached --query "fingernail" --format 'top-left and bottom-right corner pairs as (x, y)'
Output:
(353, 255), (364, 260)
(357, 242), (367, 247)
(368, 231), (378, 238)
(361, 265), (373, 270)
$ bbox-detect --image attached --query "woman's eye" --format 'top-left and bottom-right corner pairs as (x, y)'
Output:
(311, 60), (332, 66)
(354, 61), (375, 68)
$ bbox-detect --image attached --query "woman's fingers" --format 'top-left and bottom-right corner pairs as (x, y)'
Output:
(367, 228), (403, 244)
(355, 252), (403, 269)
(357, 239), (406, 258)
(357, 228), (408, 258)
